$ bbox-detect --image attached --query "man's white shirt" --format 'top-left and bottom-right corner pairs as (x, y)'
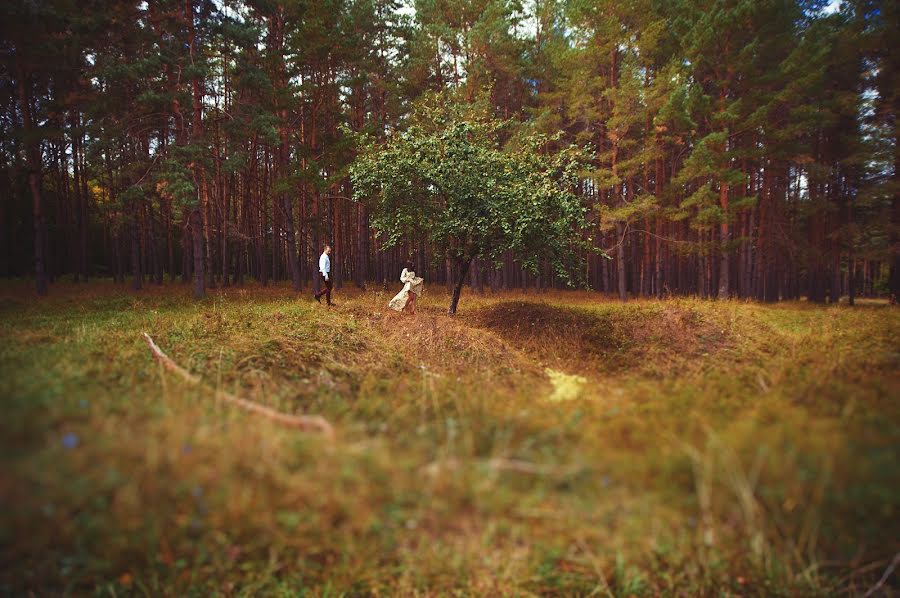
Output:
(319, 252), (330, 280)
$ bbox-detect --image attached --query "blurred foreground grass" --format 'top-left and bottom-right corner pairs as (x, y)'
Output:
(0, 280), (897, 596)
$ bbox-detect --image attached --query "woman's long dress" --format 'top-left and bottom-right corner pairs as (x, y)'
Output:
(388, 268), (424, 311)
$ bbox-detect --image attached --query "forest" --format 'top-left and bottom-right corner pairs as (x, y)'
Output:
(2, 0), (897, 303)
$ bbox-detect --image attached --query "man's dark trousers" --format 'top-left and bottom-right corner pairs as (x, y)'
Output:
(315, 274), (333, 305)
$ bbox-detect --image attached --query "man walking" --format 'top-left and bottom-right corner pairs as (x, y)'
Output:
(314, 244), (333, 305)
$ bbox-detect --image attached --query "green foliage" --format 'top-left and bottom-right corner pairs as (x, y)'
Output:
(119, 184), (146, 206)
(599, 194), (659, 233)
(157, 157), (197, 209)
(351, 93), (598, 285)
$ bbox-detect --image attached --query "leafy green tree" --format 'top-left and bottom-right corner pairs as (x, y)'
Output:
(351, 94), (594, 313)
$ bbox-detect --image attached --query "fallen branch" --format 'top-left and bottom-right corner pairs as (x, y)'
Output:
(143, 332), (334, 438)
(487, 458), (583, 476)
(422, 457), (583, 478)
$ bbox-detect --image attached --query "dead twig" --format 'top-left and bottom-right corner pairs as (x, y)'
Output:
(864, 552), (900, 597)
(422, 457), (583, 478)
(142, 332), (334, 438)
(487, 458), (582, 476)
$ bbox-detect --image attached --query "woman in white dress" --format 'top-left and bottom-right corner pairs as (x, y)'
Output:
(388, 262), (424, 314)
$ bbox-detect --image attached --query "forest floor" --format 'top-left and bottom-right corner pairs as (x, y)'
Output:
(1, 280), (898, 596)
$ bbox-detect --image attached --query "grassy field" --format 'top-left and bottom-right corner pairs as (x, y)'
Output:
(1, 280), (898, 596)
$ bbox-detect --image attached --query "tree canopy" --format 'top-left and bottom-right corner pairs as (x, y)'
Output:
(352, 94), (595, 313)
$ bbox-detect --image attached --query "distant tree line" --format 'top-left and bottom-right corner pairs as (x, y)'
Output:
(1, 0), (897, 303)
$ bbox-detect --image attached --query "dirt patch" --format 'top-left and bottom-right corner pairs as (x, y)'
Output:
(473, 301), (729, 376)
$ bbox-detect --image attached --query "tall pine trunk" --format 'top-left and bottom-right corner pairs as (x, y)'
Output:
(187, 0), (210, 293)
(17, 62), (47, 295)
(616, 222), (627, 302)
(190, 208), (205, 298)
(131, 206), (142, 291)
(718, 182), (730, 298)
(890, 143), (900, 303)
(276, 25), (300, 294)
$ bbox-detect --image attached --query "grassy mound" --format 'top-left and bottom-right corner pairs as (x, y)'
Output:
(474, 300), (729, 377)
(1, 282), (897, 595)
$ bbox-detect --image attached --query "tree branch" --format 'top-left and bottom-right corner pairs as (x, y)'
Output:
(143, 333), (334, 437)
(864, 552), (900, 597)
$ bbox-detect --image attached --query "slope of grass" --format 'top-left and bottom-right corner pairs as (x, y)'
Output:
(1, 280), (897, 596)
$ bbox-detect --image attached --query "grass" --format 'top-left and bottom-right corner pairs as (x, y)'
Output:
(0, 279), (897, 596)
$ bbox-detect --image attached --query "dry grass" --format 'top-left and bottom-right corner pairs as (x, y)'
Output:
(472, 299), (728, 378)
(0, 280), (898, 596)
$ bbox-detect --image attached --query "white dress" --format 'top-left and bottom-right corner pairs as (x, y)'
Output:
(388, 268), (424, 311)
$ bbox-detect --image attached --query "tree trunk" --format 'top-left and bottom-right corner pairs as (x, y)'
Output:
(78, 120), (89, 281)
(448, 256), (473, 315)
(269, 6), (300, 290)
(131, 207), (142, 291)
(890, 145), (900, 304)
(113, 225), (123, 283)
(68, 112), (81, 281)
(187, 0), (211, 291)
(654, 208), (663, 297)
(222, 174), (230, 287)
(152, 209), (163, 284)
(718, 182), (730, 298)
(191, 208), (205, 298)
(356, 202), (368, 288)
(616, 222), (627, 302)
(17, 63), (47, 295)
(182, 217), (191, 284)
(283, 195), (301, 291)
